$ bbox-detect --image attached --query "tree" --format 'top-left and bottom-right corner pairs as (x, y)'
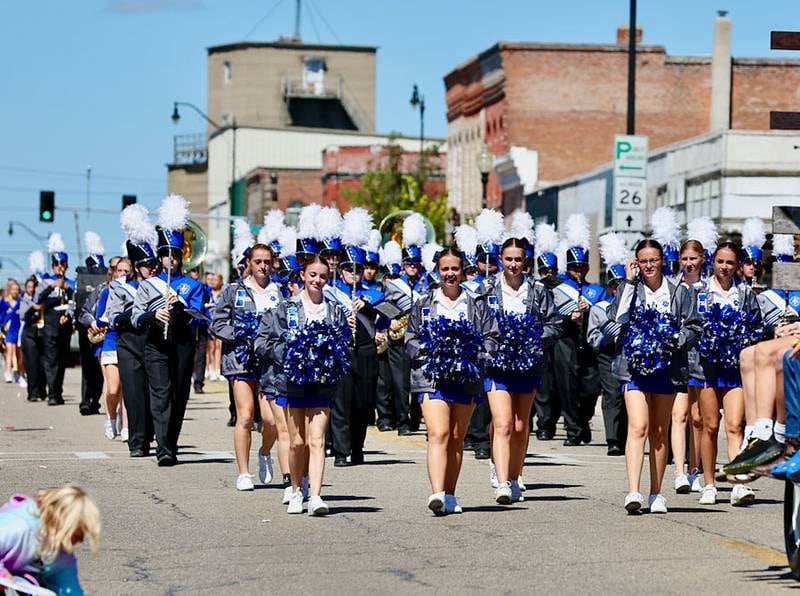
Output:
(341, 139), (450, 240)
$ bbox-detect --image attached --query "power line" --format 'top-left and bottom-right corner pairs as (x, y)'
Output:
(0, 185), (164, 198)
(0, 165), (165, 185)
(306, 0), (322, 42)
(307, 0), (342, 44)
(243, 0), (286, 39)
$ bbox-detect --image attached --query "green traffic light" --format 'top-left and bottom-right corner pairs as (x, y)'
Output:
(42, 210), (52, 221)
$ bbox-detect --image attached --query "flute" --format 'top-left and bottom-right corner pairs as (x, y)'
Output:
(163, 256), (172, 340)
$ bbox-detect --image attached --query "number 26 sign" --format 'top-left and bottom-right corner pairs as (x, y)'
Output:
(613, 177), (647, 211)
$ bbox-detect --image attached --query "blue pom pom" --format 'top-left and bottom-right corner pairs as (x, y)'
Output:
(491, 311), (544, 373)
(623, 305), (680, 376)
(698, 304), (763, 369)
(284, 320), (352, 385)
(232, 310), (263, 371)
(418, 316), (484, 385)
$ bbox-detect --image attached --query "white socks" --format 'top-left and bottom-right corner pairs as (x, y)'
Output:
(775, 422), (786, 445)
(752, 418), (774, 441)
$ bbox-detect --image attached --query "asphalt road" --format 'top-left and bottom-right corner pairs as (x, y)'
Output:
(0, 368), (796, 595)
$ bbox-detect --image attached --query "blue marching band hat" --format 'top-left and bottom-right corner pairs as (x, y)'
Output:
(340, 245), (366, 270)
(607, 263), (626, 281)
(156, 227), (184, 256)
(475, 242), (500, 263)
(318, 237), (342, 254)
(402, 244), (422, 263)
(741, 217), (766, 263)
(464, 254), (478, 270)
(47, 233), (69, 265)
(279, 255), (301, 278)
(296, 237), (318, 259)
(366, 250), (380, 265)
(566, 246), (588, 266)
(536, 252), (557, 272)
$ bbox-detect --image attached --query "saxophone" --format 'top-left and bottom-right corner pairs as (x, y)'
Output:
(388, 314), (409, 342)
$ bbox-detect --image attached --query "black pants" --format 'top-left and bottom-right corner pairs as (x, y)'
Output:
(144, 335), (196, 459)
(77, 324), (103, 410)
(193, 325), (208, 389)
(466, 397), (491, 450)
(375, 350), (394, 428)
(388, 340), (420, 432)
(21, 326), (46, 400)
(534, 349), (560, 433)
(42, 321), (71, 401)
(552, 337), (600, 439)
(597, 353), (627, 448)
(332, 342), (378, 457)
(117, 330), (153, 453)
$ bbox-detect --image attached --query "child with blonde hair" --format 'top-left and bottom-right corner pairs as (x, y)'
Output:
(0, 485), (100, 595)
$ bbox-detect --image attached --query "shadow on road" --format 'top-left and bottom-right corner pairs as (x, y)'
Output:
(734, 565), (799, 587)
(328, 506), (383, 514)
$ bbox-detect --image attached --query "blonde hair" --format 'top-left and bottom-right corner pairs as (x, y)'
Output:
(680, 239), (705, 259)
(36, 485), (101, 562)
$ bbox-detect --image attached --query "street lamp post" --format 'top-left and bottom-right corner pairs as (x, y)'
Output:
(409, 84), (425, 155)
(477, 143), (492, 210)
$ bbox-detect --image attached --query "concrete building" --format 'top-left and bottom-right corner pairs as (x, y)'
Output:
(443, 14), (800, 220)
(527, 130), (800, 282)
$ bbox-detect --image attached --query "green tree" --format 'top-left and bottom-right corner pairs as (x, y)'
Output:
(342, 139), (450, 240)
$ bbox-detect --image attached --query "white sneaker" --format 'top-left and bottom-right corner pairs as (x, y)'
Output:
(517, 475), (526, 492)
(731, 484), (755, 507)
(488, 460), (499, 488)
(308, 495), (329, 516)
(17, 376), (27, 389)
(427, 491), (446, 515)
(674, 474), (690, 494)
(301, 475), (310, 501)
(104, 419), (117, 440)
(4, 370), (12, 383)
(236, 473), (255, 491)
(624, 491), (645, 514)
(510, 480), (524, 502)
(689, 471), (703, 493)
(494, 482), (512, 504)
(282, 485), (293, 504)
(287, 489), (304, 514)
(699, 485), (717, 505)
(258, 450), (273, 484)
(648, 493), (668, 513)
(119, 427), (129, 442)
(444, 494), (462, 514)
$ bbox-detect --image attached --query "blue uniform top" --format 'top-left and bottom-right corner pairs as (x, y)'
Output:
(0, 299), (21, 343)
(95, 287), (117, 353)
(555, 274), (606, 306)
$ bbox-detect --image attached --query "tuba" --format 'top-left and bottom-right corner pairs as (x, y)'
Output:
(182, 220), (208, 272)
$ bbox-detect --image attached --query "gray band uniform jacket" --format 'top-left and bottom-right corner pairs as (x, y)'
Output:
(587, 299), (622, 355)
(688, 280), (762, 383)
(479, 273), (562, 376)
(607, 278), (702, 386)
(77, 284), (104, 328)
(211, 279), (282, 379)
(404, 289), (500, 396)
(105, 279), (139, 332)
(254, 294), (350, 402)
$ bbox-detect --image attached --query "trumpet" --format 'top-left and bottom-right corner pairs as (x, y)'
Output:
(87, 326), (107, 345)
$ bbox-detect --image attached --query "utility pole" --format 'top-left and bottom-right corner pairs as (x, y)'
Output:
(294, 0), (301, 40)
(626, 0), (637, 134)
(86, 165), (92, 218)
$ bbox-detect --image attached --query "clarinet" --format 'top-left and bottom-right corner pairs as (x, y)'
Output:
(576, 277), (588, 354)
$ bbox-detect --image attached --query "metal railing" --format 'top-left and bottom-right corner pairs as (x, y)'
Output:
(282, 76), (372, 132)
(173, 133), (208, 164)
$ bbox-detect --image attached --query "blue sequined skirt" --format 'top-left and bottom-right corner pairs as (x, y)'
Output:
(484, 372), (541, 394)
(416, 382), (481, 405)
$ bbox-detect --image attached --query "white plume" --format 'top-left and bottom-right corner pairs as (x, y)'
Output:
(534, 223), (559, 257)
(341, 207), (373, 246)
(84, 231), (105, 256)
(121, 204), (156, 246)
(298, 203), (322, 239)
(278, 226), (297, 258)
(650, 207), (680, 248)
(475, 208), (505, 245)
(380, 240), (402, 267)
(687, 216), (718, 252)
(231, 219), (254, 266)
(454, 224), (478, 257)
(598, 232), (629, 267)
(28, 251), (45, 274)
(565, 213), (591, 250)
(556, 239), (569, 275)
(365, 229), (382, 253)
(422, 242), (443, 273)
(257, 209), (285, 245)
(402, 213), (426, 248)
(742, 217), (766, 249)
(157, 193), (189, 231)
(315, 206), (343, 241)
(509, 210), (535, 244)
(47, 233), (65, 254)
(774, 234), (795, 259)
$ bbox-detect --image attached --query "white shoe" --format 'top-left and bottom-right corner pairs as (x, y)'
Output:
(674, 474), (690, 494)
(494, 482), (512, 504)
(731, 484), (755, 507)
(517, 475), (526, 492)
(119, 427), (129, 442)
(699, 485), (717, 505)
(689, 471), (703, 493)
(510, 480), (524, 502)
(444, 494), (462, 514)
(287, 489), (304, 514)
(624, 491), (645, 514)
(104, 419), (117, 440)
(308, 495), (329, 516)
(236, 473), (255, 491)
(282, 485), (293, 505)
(301, 475), (310, 501)
(648, 493), (668, 513)
(427, 491), (446, 515)
(488, 460), (499, 489)
(258, 450), (273, 484)
(18, 376), (27, 389)
(4, 370), (12, 383)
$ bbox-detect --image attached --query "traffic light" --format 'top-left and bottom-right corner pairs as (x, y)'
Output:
(122, 194), (137, 209)
(39, 191), (55, 222)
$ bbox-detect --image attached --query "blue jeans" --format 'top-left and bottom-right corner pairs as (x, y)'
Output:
(784, 350), (800, 439)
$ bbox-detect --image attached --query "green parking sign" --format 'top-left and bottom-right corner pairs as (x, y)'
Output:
(613, 135), (648, 179)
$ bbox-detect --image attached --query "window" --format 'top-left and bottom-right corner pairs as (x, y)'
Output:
(224, 61), (232, 83)
(302, 57), (326, 96)
(286, 201), (304, 227)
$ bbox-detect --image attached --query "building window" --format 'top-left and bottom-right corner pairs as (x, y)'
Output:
(302, 57), (327, 96)
(224, 61), (232, 83)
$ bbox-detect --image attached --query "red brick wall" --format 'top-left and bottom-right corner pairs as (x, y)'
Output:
(248, 168), (322, 210)
(731, 60), (800, 130)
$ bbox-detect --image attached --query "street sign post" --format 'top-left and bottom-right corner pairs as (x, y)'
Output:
(613, 135), (648, 179)
(613, 177), (646, 211)
(612, 134), (648, 234)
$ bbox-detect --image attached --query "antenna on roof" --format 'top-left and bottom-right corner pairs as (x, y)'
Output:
(294, 0), (301, 40)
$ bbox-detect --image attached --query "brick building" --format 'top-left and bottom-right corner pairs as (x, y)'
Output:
(444, 14), (800, 218)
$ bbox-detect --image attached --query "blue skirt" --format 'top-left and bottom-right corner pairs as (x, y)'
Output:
(416, 382), (481, 406)
(226, 373), (260, 382)
(624, 369), (683, 395)
(689, 367), (742, 389)
(484, 372), (541, 394)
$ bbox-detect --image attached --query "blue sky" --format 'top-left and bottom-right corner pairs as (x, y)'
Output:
(1, 0), (798, 278)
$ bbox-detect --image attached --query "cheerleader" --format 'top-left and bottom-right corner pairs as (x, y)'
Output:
(689, 242), (762, 506)
(484, 238), (561, 504)
(1, 279), (23, 384)
(256, 255), (353, 515)
(608, 239), (702, 514)
(405, 247), (499, 515)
